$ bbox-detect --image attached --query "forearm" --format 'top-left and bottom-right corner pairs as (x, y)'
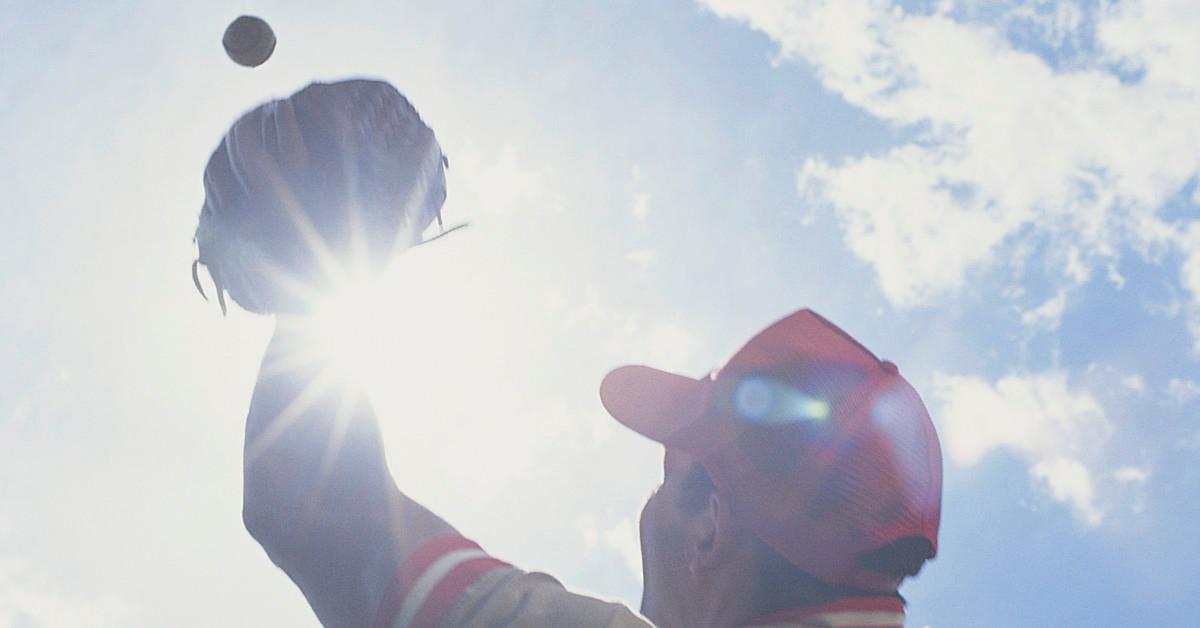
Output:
(242, 324), (452, 627)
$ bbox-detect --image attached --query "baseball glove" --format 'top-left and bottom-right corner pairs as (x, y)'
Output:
(192, 79), (449, 315)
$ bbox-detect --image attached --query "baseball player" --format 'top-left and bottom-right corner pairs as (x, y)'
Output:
(200, 81), (942, 628)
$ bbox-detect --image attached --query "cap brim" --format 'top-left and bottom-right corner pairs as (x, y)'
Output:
(600, 365), (714, 447)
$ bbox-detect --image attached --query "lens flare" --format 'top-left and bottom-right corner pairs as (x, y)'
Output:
(302, 277), (392, 379)
(734, 376), (830, 424)
(734, 377), (776, 420)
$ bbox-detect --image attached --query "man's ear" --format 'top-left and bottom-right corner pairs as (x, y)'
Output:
(689, 491), (734, 575)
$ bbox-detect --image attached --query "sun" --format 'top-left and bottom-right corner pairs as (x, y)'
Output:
(294, 276), (398, 383)
(240, 233), (422, 462)
(241, 220), (489, 489)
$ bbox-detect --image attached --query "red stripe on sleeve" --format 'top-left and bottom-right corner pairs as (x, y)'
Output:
(370, 534), (488, 628)
(409, 555), (511, 628)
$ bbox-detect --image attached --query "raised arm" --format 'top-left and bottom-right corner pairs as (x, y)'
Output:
(240, 324), (454, 628)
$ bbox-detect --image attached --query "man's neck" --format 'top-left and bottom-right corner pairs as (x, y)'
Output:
(758, 581), (901, 615)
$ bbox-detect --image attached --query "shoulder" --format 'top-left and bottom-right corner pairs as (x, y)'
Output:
(373, 534), (651, 628)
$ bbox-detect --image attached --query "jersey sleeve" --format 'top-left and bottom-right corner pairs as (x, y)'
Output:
(370, 533), (651, 628)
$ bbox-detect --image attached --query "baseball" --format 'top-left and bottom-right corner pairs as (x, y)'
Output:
(223, 15), (276, 67)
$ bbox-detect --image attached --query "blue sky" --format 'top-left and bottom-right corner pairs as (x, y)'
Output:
(2, 1), (1198, 626)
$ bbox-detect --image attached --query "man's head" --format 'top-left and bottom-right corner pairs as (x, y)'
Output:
(600, 309), (942, 627)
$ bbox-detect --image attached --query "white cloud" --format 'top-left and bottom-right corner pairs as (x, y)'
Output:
(1176, 221), (1200, 353)
(1105, 263), (1126, 290)
(579, 515), (644, 584)
(1113, 465), (1151, 484)
(630, 192), (651, 224)
(0, 563), (133, 628)
(602, 317), (703, 375)
(1006, 1), (1086, 50)
(1166, 377), (1200, 405)
(934, 370), (1112, 525)
(1020, 289), (1069, 331)
(580, 516), (600, 553)
(625, 248), (657, 268)
(1112, 464), (1152, 515)
(449, 141), (558, 218)
(1121, 374), (1145, 393)
(601, 518), (643, 582)
(702, 0), (1200, 342)
(934, 370), (1109, 467)
(1032, 456), (1103, 526)
(555, 286), (703, 373)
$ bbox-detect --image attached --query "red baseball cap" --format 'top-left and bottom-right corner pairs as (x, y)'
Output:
(600, 309), (941, 591)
